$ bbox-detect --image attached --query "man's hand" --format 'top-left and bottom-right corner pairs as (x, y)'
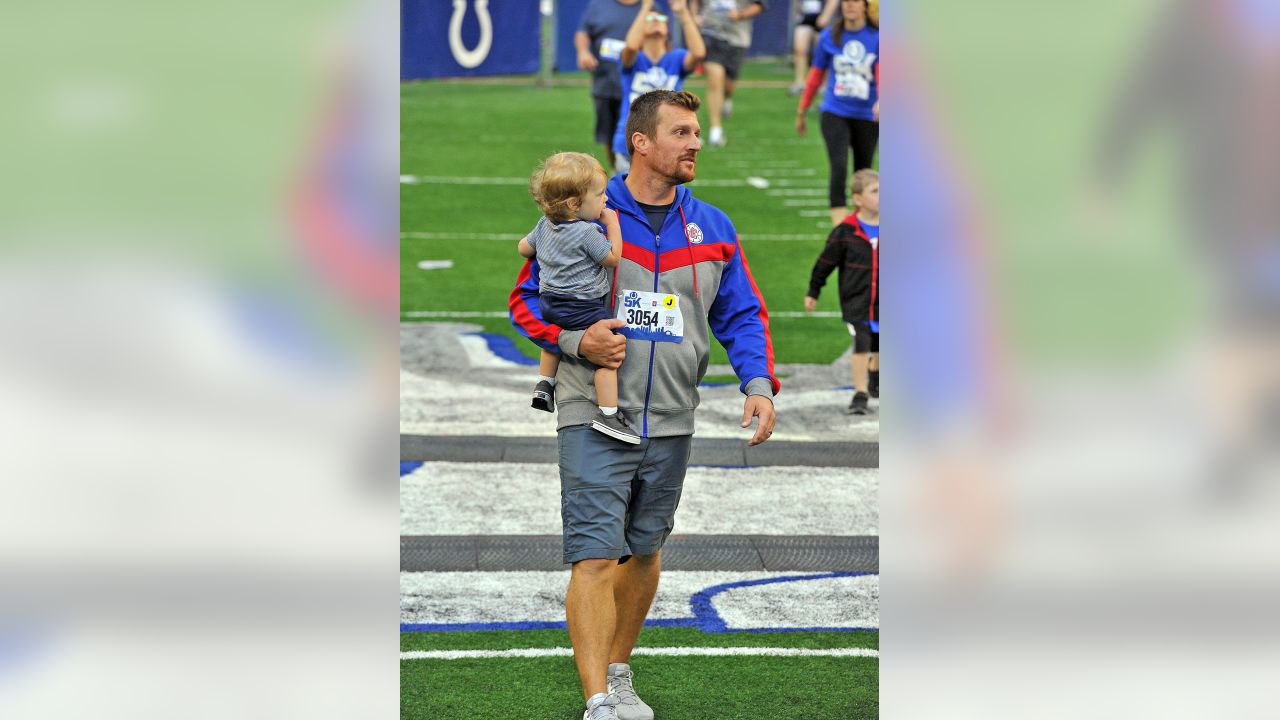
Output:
(795, 111), (807, 137)
(803, 295), (817, 312)
(669, 0), (687, 15)
(577, 49), (599, 72)
(741, 395), (776, 446)
(579, 318), (627, 369)
(872, 100), (879, 123)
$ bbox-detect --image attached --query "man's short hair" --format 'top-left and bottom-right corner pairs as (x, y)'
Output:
(625, 90), (702, 156)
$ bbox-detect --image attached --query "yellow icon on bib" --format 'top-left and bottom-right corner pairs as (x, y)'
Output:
(662, 295), (677, 309)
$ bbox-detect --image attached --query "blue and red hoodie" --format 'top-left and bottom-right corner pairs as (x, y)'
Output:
(509, 175), (780, 437)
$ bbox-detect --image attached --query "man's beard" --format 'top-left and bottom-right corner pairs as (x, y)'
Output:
(664, 155), (697, 185)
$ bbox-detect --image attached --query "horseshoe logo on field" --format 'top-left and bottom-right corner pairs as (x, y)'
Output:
(449, 0), (492, 69)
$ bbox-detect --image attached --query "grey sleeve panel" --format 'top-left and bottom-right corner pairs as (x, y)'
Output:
(558, 328), (586, 359)
(743, 376), (775, 398)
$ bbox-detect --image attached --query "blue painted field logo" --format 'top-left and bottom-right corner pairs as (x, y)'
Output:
(686, 222), (703, 244)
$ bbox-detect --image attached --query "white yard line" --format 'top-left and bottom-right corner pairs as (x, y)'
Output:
(401, 175), (817, 187)
(403, 232), (823, 242)
(766, 188), (827, 196)
(401, 310), (839, 319)
(401, 647), (878, 661)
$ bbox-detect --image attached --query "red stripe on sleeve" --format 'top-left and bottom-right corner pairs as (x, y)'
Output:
(735, 237), (781, 395)
(507, 260), (561, 344)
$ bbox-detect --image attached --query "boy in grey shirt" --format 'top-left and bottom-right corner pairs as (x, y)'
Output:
(519, 152), (638, 443)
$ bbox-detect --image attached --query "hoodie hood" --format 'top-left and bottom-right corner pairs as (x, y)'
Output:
(607, 174), (692, 227)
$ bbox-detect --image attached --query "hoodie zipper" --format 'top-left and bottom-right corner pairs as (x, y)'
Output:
(642, 229), (660, 438)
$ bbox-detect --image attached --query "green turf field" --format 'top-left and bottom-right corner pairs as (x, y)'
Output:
(401, 627), (879, 719)
(401, 60), (875, 365)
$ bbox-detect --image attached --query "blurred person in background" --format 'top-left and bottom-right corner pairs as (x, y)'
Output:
(1094, 0), (1280, 496)
(577, 0), (647, 172)
(789, 0), (837, 95)
(692, 0), (767, 147)
(796, 0), (879, 226)
(611, 0), (706, 174)
(805, 169), (879, 414)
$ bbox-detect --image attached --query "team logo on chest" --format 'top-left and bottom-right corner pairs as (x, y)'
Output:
(685, 222), (703, 244)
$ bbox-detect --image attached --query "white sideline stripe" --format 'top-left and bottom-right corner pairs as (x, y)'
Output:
(400, 176), (805, 189)
(403, 232), (823, 242)
(402, 310), (840, 319)
(782, 199), (830, 207)
(401, 647), (879, 661)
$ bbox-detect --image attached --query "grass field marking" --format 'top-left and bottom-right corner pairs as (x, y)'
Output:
(417, 260), (454, 270)
(401, 310), (841, 318)
(766, 188), (827, 196)
(401, 175), (773, 189)
(403, 231), (823, 242)
(782, 199), (830, 207)
(726, 158), (803, 167)
(402, 647), (879, 661)
(402, 175), (528, 185)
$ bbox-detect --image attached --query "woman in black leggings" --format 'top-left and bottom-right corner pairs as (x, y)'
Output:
(795, 0), (879, 226)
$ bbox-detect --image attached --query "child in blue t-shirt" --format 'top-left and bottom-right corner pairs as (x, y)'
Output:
(610, 0), (706, 174)
(517, 152), (640, 444)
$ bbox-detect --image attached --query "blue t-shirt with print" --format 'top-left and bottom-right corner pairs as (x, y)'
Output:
(812, 25), (879, 121)
(857, 217), (879, 247)
(611, 49), (690, 157)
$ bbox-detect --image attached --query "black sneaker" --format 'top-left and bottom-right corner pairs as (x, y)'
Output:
(869, 371), (879, 399)
(591, 411), (641, 444)
(846, 391), (870, 415)
(531, 380), (555, 413)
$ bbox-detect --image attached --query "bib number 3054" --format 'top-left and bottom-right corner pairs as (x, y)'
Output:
(616, 289), (684, 343)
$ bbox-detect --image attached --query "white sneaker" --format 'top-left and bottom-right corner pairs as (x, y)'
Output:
(583, 693), (622, 720)
(708, 126), (726, 147)
(608, 664), (655, 720)
(722, 98), (733, 118)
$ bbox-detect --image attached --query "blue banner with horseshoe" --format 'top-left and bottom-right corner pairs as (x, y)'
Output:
(402, 0), (541, 80)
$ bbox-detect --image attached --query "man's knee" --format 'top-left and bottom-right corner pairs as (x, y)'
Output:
(627, 551), (661, 568)
(572, 557), (617, 577)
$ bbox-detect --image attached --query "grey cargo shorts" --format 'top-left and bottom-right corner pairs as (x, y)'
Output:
(558, 425), (692, 565)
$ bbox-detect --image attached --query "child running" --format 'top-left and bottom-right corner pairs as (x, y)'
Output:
(804, 168), (880, 414)
(519, 151), (640, 444)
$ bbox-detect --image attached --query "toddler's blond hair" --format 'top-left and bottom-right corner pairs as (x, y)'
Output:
(530, 152), (607, 221)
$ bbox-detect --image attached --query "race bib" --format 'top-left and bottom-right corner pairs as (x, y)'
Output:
(616, 289), (684, 343)
(599, 37), (625, 61)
